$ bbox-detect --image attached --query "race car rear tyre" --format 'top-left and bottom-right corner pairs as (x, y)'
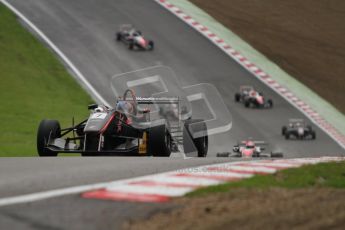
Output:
(149, 124), (171, 157)
(271, 152), (283, 158)
(285, 132), (290, 140)
(183, 119), (208, 157)
(37, 119), (61, 157)
(235, 93), (241, 102)
(282, 126), (287, 135)
(217, 152), (230, 157)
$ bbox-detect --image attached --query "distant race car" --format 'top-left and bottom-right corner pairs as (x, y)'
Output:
(282, 119), (316, 140)
(116, 24), (154, 50)
(235, 85), (273, 108)
(217, 139), (283, 158)
(37, 89), (208, 157)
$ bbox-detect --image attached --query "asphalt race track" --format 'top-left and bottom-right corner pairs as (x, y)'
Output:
(1, 0), (344, 229)
(0, 157), (233, 230)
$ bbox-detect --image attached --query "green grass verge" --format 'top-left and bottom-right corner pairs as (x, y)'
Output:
(0, 4), (93, 156)
(188, 161), (345, 197)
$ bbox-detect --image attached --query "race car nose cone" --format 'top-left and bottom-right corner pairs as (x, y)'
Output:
(257, 96), (264, 104)
(137, 37), (146, 47)
(298, 127), (304, 136)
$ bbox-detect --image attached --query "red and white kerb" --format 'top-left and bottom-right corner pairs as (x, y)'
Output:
(82, 157), (344, 203)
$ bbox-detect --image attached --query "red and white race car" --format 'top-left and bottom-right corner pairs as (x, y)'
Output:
(217, 140), (283, 158)
(235, 85), (273, 108)
(116, 24), (154, 51)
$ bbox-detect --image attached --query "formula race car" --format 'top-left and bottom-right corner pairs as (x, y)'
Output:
(37, 89), (208, 157)
(217, 140), (283, 158)
(234, 85), (273, 108)
(116, 24), (154, 50)
(282, 119), (316, 140)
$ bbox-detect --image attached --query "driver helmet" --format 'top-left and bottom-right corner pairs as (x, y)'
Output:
(129, 29), (137, 36)
(250, 90), (257, 97)
(94, 106), (104, 112)
(246, 141), (255, 148)
(116, 101), (134, 114)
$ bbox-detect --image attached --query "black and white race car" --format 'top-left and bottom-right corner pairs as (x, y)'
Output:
(116, 24), (154, 50)
(282, 119), (316, 140)
(37, 89), (208, 157)
(235, 85), (273, 108)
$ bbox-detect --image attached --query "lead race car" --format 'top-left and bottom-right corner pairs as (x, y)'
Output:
(37, 89), (208, 157)
(217, 139), (283, 158)
(116, 24), (154, 50)
(235, 85), (273, 108)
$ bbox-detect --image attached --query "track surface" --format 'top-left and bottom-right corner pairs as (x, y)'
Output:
(7, 0), (344, 156)
(1, 0), (344, 229)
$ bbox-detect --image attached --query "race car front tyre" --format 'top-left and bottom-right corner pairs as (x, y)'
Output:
(267, 99), (273, 108)
(37, 119), (61, 157)
(282, 126), (287, 135)
(82, 133), (99, 156)
(149, 124), (171, 157)
(116, 32), (121, 41)
(235, 93), (241, 102)
(148, 41), (154, 50)
(128, 41), (134, 50)
(311, 131), (316, 140)
(244, 100), (250, 108)
(183, 119), (208, 157)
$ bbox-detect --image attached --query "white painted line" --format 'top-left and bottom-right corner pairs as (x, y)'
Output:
(126, 75), (163, 88)
(207, 124), (232, 136)
(1, 0), (110, 107)
(0, 182), (109, 207)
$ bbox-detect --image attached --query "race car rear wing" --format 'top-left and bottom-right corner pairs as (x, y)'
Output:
(119, 24), (134, 31)
(288, 118), (305, 123)
(239, 140), (267, 145)
(239, 85), (254, 92)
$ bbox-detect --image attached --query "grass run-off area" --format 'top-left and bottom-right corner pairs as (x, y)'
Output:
(188, 161), (345, 196)
(0, 4), (93, 156)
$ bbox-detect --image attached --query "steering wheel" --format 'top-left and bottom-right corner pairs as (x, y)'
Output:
(123, 89), (138, 116)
